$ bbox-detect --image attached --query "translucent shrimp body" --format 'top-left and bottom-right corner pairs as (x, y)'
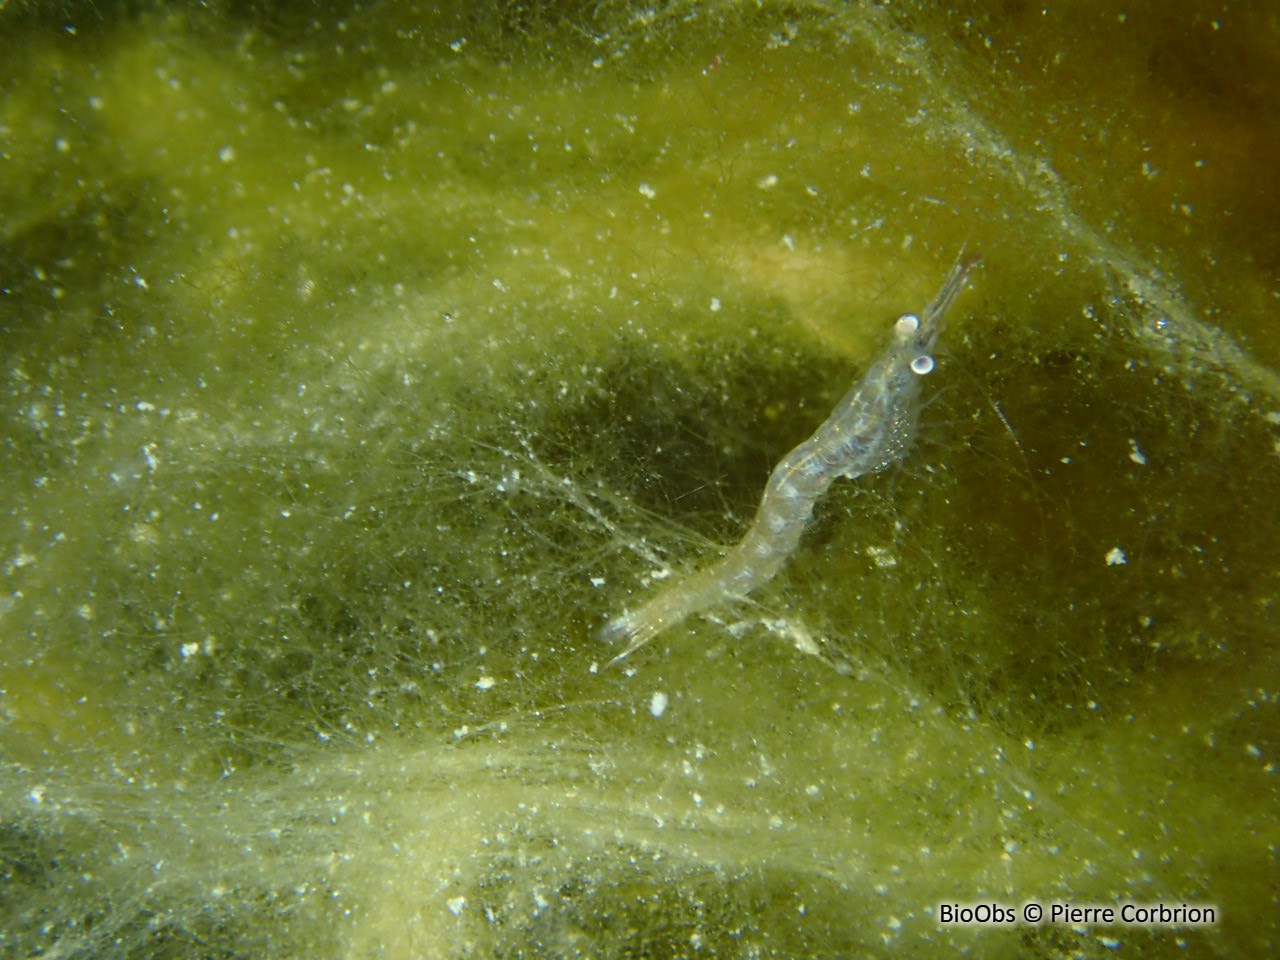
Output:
(600, 254), (980, 663)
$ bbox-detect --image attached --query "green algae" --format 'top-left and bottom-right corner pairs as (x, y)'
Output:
(2, 1), (1277, 957)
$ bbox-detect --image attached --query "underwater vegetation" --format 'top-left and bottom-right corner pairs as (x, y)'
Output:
(1, 1), (1277, 957)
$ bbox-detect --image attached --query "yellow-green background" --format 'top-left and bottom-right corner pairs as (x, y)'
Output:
(1, 1), (1276, 957)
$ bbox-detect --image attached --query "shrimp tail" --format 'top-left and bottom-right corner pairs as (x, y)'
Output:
(598, 564), (728, 665)
(599, 609), (665, 665)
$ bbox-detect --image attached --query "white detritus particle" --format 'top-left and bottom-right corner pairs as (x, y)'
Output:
(1105, 546), (1127, 566)
(649, 691), (669, 718)
(757, 173), (779, 189)
(1128, 438), (1148, 465)
(638, 182), (656, 199)
(865, 545), (899, 569)
(446, 896), (466, 916)
(475, 675), (496, 691)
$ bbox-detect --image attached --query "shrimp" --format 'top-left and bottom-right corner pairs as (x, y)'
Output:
(600, 252), (981, 663)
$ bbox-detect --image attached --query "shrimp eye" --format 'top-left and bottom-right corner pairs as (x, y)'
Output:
(910, 354), (935, 375)
(894, 313), (921, 336)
